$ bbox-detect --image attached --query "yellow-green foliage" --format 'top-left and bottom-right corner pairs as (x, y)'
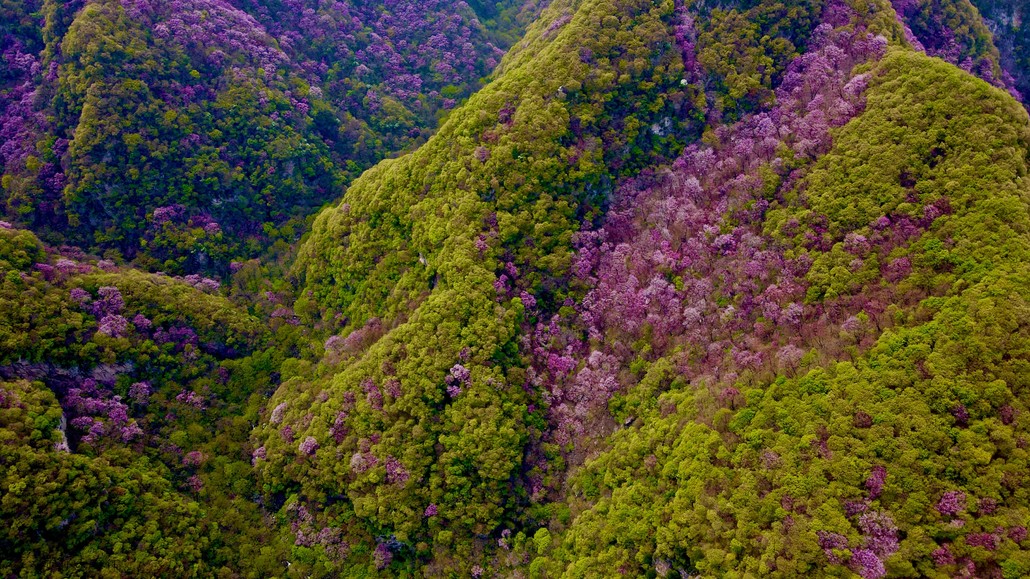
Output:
(295, 0), (692, 322)
(0, 226), (290, 576)
(76, 271), (265, 349)
(264, 0), (699, 571)
(0, 227), (44, 271)
(541, 50), (1030, 578)
(4, 0), (1029, 576)
(0, 380), (214, 577)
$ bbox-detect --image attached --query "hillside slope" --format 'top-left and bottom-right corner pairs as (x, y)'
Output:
(2, 0), (1030, 576)
(252, 0), (1030, 575)
(0, 224), (298, 575)
(0, 0), (540, 275)
(541, 47), (1030, 578)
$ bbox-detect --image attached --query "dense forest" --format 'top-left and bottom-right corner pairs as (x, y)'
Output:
(2, 0), (1029, 576)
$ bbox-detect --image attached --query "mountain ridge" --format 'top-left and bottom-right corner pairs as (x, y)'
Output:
(2, 0), (1030, 575)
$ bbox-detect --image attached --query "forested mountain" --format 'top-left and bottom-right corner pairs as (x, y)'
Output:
(2, 0), (1030, 576)
(1, 0), (537, 274)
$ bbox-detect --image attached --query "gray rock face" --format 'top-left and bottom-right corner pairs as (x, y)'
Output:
(971, 0), (1029, 102)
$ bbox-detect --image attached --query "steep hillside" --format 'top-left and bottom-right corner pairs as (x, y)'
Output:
(0, 0), (539, 275)
(258, 0), (704, 571)
(244, 0), (1030, 574)
(258, 0), (1030, 575)
(0, 223), (297, 575)
(2, 0), (1030, 576)
(540, 47), (1030, 579)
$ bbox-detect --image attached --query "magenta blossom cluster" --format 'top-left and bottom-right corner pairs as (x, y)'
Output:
(858, 512), (899, 558)
(180, 274), (221, 293)
(175, 389), (205, 409)
(183, 450), (207, 467)
(0, 40), (51, 198)
(123, 0), (290, 79)
(850, 549), (886, 579)
(384, 456), (409, 485)
(154, 326), (199, 351)
(69, 286), (155, 339)
(373, 541), (393, 570)
(252, 445), (267, 466)
(529, 11), (891, 457)
(445, 363), (470, 397)
(817, 531), (849, 564)
(816, 511), (898, 578)
(865, 466), (886, 499)
(239, 0), (506, 114)
(129, 381), (152, 404)
(65, 378), (144, 447)
(936, 491), (966, 517)
(286, 501), (350, 560)
(298, 436), (319, 456)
